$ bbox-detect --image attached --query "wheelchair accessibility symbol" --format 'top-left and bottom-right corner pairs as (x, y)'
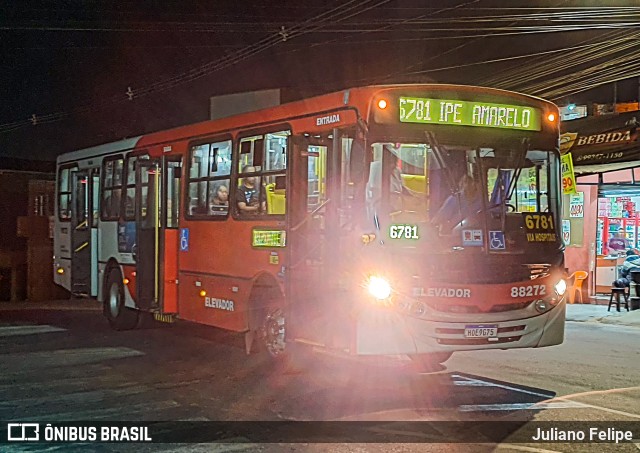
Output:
(180, 228), (189, 252)
(489, 231), (506, 250)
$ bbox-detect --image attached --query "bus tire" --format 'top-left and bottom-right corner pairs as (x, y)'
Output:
(104, 268), (139, 331)
(409, 352), (453, 371)
(258, 306), (301, 372)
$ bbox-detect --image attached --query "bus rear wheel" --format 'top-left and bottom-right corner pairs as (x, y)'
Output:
(104, 269), (139, 331)
(409, 352), (453, 371)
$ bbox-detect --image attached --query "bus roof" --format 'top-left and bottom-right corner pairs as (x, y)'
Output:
(57, 84), (557, 162)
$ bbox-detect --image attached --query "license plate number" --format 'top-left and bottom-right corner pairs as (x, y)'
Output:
(464, 325), (498, 338)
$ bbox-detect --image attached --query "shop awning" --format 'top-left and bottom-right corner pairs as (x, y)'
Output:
(560, 111), (640, 175)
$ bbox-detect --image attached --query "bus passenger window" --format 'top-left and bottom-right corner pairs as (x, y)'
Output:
(265, 175), (286, 215)
(124, 188), (135, 218)
(103, 188), (121, 219)
(265, 132), (287, 171)
(236, 131), (288, 217)
(165, 160), (181, 228)
(101, 156), (124, 220)
(58, 167), (75, 220)
(187, 139), (231, 218)
(188, 181), (208, 215)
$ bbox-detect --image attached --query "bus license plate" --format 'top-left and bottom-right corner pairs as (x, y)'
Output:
(464, 325), (498, 338)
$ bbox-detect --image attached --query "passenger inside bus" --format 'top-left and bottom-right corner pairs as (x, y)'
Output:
(430, 174), (483, 233)
(209, 182), (229, 214)
(236, 166), (265, 215)
(102, 189), (121, 219)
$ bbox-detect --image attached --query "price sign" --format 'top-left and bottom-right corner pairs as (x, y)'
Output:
(561, 153), (577, 195)
(569, 192), (584, 218)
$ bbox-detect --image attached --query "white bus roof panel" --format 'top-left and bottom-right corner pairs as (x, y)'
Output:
(57, 136), (143, 165)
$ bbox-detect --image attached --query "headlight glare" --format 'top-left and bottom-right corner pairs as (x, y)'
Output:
(367, 276), (392, 300)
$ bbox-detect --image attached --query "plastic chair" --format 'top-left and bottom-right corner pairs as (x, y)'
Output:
(567, 271), (588, 304)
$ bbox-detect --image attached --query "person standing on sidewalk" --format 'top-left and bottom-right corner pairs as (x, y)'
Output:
(614, 249), (640, 288)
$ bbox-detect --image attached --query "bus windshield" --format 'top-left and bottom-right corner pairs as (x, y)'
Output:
(367, 140), (559, 245)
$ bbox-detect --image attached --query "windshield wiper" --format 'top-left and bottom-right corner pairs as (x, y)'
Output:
(499, 138), (530, 231)
(425, 131), (458, 196)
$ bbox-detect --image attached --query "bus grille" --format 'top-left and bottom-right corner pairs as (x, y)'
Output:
(426, 300), (531, 313)
(436, 335), (522, 345)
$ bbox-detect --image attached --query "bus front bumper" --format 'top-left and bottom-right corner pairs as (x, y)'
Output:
(354, 301), (566, 355)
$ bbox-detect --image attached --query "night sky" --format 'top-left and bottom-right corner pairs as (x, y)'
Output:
(1, 0), (639, 161)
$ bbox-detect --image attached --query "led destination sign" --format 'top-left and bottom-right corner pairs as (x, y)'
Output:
(399, 96), (541, 131)
(252, 229), (286, 248)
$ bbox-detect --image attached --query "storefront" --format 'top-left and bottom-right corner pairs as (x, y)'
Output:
(561, 110), (640, 297)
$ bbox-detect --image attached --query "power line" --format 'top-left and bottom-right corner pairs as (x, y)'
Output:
(0, 0), (392, 134)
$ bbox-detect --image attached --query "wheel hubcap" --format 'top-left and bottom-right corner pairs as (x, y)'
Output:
(108, 283), (121, 318)
(263, 308), (286, 357)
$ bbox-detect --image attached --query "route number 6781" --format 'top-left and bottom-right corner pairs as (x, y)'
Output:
(510, 284), (546, 298)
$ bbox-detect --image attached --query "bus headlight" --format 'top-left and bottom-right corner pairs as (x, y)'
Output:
(367, 276), (392, 300)
(554, 279), (567, 296)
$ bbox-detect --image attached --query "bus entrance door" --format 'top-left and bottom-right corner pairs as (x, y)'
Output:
(135, 160), (161, 310)
(287, 139), (328, 344)
(288, 131), (351, 350)
(70, 170), (92, 295)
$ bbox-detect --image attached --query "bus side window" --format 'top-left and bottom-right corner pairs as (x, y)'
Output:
(265, 175), (286, 215)
(58, 166), (75, 221)
(236, 130), (288, 217)
(187, 140), (231, 218)
(101, 156), (124, 220)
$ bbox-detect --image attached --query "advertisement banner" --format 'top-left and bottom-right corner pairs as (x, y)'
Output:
(561, 153), (577, 194)
(562, 219), (571, 245)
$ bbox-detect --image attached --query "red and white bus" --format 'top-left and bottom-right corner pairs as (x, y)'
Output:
(54, 84), (566, 367)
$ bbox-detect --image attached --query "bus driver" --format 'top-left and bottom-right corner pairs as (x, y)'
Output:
(431, 174), (483, 233)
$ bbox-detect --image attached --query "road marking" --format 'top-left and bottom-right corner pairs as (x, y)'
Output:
(553, 398), (640, 419)
(545, 387), (640, 419)
(0, 385), (151, 408)
(558, 385), (640, 399)
(454, 376), (640, 418)
(453, 374), (556, 399)
(0, 325), (66, 337)
(495, 445), (564, 453)
(0, 347), (144, 372)
(458, 401), (587, 412)
(7, 399), (180, 422)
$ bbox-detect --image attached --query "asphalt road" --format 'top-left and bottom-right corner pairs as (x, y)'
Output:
(0, 301), (639, 453)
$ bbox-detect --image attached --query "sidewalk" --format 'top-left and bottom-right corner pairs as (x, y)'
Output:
(565, 302), (640, 328)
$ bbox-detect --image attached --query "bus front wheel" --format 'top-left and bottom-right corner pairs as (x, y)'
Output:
(258, 306), (304, 372)
(262, 307), (287, 360)
(104, 269), (139, 331)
